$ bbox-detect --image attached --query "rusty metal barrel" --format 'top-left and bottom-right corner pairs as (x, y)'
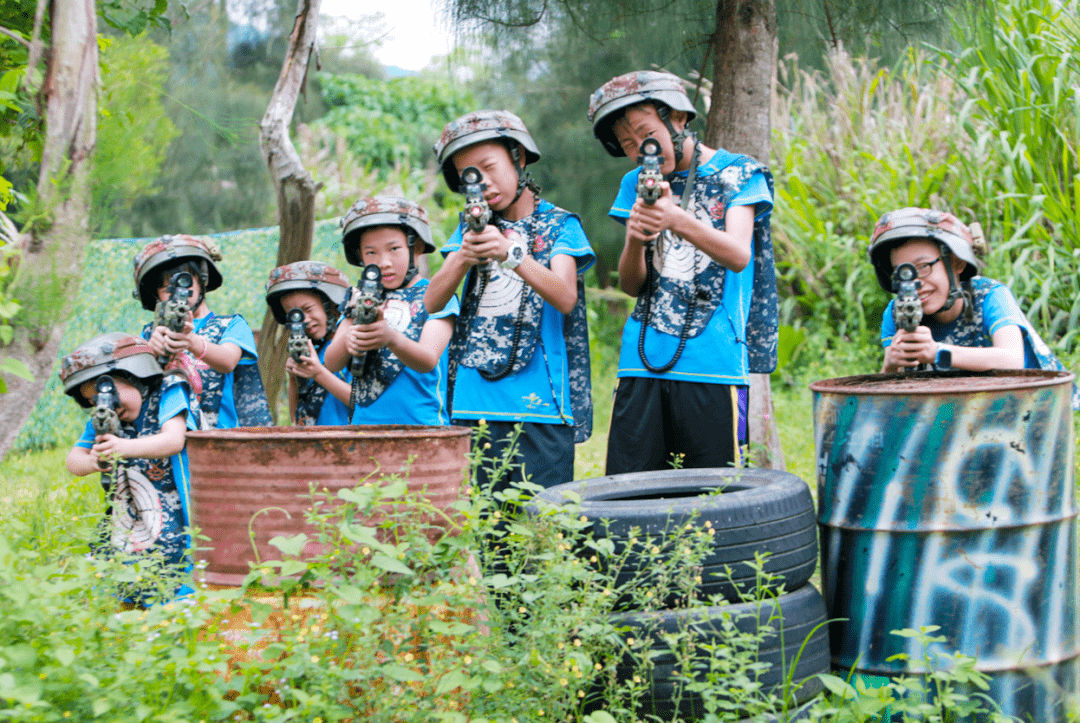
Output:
(186, 425), (470, 586)
(811, 370), (1078, 720)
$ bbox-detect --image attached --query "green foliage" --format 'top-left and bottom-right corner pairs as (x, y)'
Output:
(942, 0), (1080, 353)
(312, 73), (475, 174)
(92, 33), (179, 236)
(814, 626), (1014, 722)
(0, 433), (1027, 722)
(98, 0), (172, 36)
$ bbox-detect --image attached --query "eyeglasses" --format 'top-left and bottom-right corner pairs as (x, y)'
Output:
(913, 257), (942, 278)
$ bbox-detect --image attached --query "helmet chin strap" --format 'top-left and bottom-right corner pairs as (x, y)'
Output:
(502, 143), (540, 214)
(657, 104), (690, 168)
(928, 244), (964, 316)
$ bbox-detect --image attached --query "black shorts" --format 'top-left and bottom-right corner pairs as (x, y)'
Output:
(605, 377), (748, 474)
(457, 420), (575, 495)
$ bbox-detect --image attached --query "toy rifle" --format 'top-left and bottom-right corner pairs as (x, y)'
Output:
(460, 166), (491, 234)
(90, 375), (122, 484)
(153, 271), (194, 366)
(346, 264), (383, 377)
(285, 308), (308, 363)
(892, 262), (923, 334)
(636, 137), (664, 206)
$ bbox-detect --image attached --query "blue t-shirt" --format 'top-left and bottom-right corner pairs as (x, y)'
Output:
(314, 336), (352, 426)
(193, 313), (257, 429)
(881, 279), (1039, 368)
(442, 208), (595, 425)
(350, 280), (460, 426)
(609, 149), (773, 385)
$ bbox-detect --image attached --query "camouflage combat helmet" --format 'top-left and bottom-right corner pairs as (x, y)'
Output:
(60, 332), (163, 407)
(133, 234), (224, 311)
(433, 110), (541, 192)
(265, 261), (351, 324)
(341, 196), (436, 265)
(588, 70), (698, 158)
(868, 207), (984, 293)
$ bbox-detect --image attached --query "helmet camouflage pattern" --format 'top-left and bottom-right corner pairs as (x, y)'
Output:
(868, 207), (984, 292)
(588, 70), (699, 157)
(265, 261), (351, 324)
(132, 234), (224, 311)
(341, 195), (436, 265)
(433, 110), (541, 191)
(60, 332), (162, 407)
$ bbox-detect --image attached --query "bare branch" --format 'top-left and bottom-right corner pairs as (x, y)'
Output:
(25, 0), (47, 95)
(0, 26), (31, 50)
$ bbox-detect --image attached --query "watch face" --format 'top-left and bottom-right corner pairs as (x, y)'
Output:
(511, 246), (524, 261)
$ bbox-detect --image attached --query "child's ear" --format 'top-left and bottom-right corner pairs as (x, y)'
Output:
(670, 109), (689, 130)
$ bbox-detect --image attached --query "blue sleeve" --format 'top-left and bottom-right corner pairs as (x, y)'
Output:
(76, 420), (95, 448)
(440, 226), (464, 258)
(608, 168), (640, 224)
(982, 284), (1027, 336)
(159, 382), (198, 431)
(728, 170), (773, 219)
(880, 300), (897, 347)
(551, 215), (596, 274)
(221, 315), (258, 364)
(139, 321), (153, 340)
(430, 294), (460, 321)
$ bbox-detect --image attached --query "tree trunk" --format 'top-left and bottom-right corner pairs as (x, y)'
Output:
(706, 0), (785, 470)
(256, 0), (322, 423)
(0, 0), (97, 460)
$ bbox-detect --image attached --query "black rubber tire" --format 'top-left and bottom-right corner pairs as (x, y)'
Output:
(529, 468), (818, 605)
(605, 584), (831, 721)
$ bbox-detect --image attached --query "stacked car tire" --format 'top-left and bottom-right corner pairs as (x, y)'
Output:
(531, 468), (830, 721)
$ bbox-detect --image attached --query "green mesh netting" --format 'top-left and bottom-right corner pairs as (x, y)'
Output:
(14, 220), (352, 453)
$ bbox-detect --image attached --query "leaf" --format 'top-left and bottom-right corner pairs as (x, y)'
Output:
(583, 712), (618, 723)
(53, 647), (75, 667)
(0, 358), (32, 382)
(268, 533), (308, 557)
(382, 664), (424, 682)
(817, 672), (857, 699)
(435, 669), (470, 695)
(370, 552), (412, 575)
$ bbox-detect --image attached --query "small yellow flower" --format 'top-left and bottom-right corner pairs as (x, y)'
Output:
(559, 678), (568, 686)
(578, 690), (585, 698)
(557, 642), (565, 649)
(314, 718), (323, 723)
(634, 675), (642, 683)
(573, 639), (582, 647)
(38, 673), (46, 679)
(310, 655), (320, 663)
(64, 713), (72, 719)
(518, 606), (528, 613)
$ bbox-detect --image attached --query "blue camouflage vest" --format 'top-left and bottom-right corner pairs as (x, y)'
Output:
(93, 376), (199, 569)
(944, 277), (1080, 409)
(295, 336), (333, 424)
(450, 203), (593, 442)
(350, 283), (431, 407)
(633, 155), (778, 374)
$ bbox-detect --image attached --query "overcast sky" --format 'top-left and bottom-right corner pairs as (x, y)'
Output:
(322, 0), (457, 71)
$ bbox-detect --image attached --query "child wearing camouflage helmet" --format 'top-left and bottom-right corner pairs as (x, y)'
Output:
(265, 261), (353, 426)
(134, 234), (272, 429)
(62, 333), (202, 600)
(425, 110), (595, 492)
(323, 196), (459, 426)
(588, 70), (778, 474)
(869, 207), (1078, 408)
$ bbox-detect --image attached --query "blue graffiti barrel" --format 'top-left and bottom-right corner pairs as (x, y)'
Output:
(811, 370), (1078, 720)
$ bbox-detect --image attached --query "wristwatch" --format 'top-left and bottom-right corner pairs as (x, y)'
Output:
(500, 240), (526, 271)
(934, 344), (952, 371)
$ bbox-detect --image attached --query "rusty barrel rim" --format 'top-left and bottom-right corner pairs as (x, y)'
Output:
(187, 424), (471, 443)
(809, 369), (1074, 396)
